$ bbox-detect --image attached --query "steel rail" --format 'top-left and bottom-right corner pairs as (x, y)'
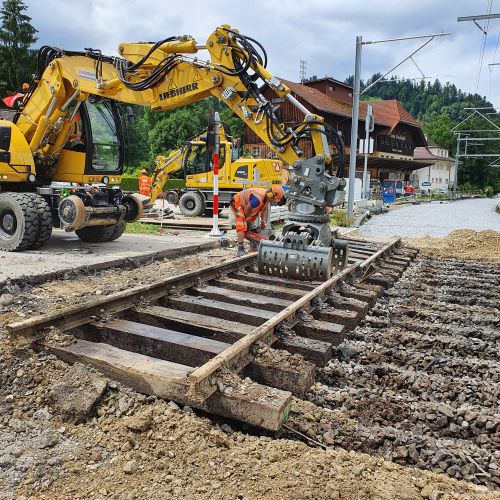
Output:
(7, 254), (256, 344)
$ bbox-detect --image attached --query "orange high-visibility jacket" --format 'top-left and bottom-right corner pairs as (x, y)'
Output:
(231, 188), (270, 232)
(139, 175), (152, 196)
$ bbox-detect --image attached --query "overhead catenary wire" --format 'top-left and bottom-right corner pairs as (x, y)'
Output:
(475, 0), (494, 92)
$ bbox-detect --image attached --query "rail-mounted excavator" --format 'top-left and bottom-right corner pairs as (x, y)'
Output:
(149, 124), (284, 216)
(0, 24), (348, 280)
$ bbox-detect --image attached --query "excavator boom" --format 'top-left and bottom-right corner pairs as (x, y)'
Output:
(6, 25), (348, 278)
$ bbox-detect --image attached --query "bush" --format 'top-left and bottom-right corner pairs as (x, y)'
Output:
(120, 176), (185, 193)
(330, 209), (351, 227)
(484, 186), (495, 197)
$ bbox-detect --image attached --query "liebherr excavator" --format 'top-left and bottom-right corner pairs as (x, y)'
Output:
(149, 125), (283, 216)
(0, 24), (348, 280)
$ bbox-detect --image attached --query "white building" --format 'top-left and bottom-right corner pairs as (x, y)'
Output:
(413, 137), (456, 192)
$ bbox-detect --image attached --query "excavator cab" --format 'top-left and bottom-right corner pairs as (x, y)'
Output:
(182, 141), (226, 177)
(56, 98), (124, 183)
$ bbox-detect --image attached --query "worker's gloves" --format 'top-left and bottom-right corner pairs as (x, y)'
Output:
(236, 243), (246, 257)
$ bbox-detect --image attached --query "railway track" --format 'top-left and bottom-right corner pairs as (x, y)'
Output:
(7, 237), (412, 432)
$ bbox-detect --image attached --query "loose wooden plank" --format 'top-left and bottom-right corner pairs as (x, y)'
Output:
(339, 286), (377, 307)
(245, 354), (315, 398)
(192, 285), (293, 312)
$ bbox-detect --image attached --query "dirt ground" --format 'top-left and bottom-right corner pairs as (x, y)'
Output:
(1, 243), (499, 499)
(403, 230), (500, 262)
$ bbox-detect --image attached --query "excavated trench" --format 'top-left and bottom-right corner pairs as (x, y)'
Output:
(281, 256), (499, 490)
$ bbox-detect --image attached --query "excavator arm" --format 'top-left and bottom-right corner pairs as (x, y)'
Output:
(13, 24), (348, 279)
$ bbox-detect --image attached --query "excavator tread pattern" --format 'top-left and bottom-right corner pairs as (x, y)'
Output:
(75, 221), (126, 243)
(26, 193), (53, 250)
(0, 192), (39, 252)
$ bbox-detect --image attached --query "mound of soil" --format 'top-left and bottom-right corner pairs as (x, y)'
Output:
(404, 230), (500, 261)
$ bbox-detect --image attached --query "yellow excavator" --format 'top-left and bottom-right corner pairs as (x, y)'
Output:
(150, 124), (284, 217)
(0, 25), (347, 279)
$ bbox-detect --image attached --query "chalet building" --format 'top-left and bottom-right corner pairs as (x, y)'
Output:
(413, 137), (456, 191)
(243, 77), (431, 183)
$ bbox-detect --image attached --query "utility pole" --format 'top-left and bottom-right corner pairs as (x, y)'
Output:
(362, 104), (374, 201)
(453, 133), (460, 195)
(347, 36), (362, 220)
(346, 31), (450, 220)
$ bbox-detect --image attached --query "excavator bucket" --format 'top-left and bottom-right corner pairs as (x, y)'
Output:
(257, 237), (349, 282)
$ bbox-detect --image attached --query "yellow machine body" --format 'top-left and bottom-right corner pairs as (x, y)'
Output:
(150, 128), (284, 205)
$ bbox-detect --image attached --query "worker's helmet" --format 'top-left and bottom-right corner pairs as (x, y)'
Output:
(141, 169), (148, 175)
(271, 185), (285, 202)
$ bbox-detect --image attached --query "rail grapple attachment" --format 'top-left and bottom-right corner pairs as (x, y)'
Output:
(257, 228), (349, 281)
(257, 154), (348, 281)
(258, 238), (333, 281)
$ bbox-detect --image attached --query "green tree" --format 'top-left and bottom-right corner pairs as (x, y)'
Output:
(0, 0), (38, 95)
(421, 113), (455, 151)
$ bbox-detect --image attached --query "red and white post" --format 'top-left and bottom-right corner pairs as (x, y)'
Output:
(208, 112), (222, 237)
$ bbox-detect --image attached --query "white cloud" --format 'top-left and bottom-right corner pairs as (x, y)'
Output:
(25, 0), (500, 105)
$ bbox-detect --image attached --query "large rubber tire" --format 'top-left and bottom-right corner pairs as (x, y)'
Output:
(26, 193), (53, 250)
(75, 221), (126, 243)
(0, 192), (39, 251)
(179, 192), (205, 217)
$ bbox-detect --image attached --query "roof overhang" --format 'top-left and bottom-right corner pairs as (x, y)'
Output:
(356, 155), (433, 172)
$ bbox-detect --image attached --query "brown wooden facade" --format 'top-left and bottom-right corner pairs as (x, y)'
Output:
(242, 78), (427, 181)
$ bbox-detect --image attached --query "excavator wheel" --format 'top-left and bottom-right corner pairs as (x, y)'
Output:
(26, 193), (53, 250)
(0, 192), (39, 251)
(179, 192), (205, 217)
(75, 221), (126, 243)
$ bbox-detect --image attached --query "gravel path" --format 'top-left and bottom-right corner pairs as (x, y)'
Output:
(359, 198), (500, 237)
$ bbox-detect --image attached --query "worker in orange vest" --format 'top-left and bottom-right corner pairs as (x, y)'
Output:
(230, 185), (285, 257)
(138, 169), (152, 197)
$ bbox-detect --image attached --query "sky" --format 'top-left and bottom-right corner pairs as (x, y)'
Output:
(24, 0), (500, 107)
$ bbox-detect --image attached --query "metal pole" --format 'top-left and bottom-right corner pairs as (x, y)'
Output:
(453, 133), (460, 196)
(208, 112), (222, 237)
(347, 35), (362, 220)
(362, 104), (372, 201)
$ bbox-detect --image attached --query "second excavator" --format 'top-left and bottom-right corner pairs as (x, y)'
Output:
(1, 24), (348, 280)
